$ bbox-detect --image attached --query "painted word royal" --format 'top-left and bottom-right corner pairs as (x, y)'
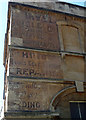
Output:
(12, 8), (60, 51)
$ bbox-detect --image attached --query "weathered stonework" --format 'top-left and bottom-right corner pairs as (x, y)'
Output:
(9, 48), (63, 79)
(10, 0), (85, 17)
(8, 77), (72, 111)
(3, 1), (86, 120)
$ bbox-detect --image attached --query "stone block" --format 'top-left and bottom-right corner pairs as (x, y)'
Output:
(63, 55), (84, 81)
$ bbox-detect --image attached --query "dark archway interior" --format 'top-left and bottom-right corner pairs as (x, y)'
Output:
(52, 87), (86, 119)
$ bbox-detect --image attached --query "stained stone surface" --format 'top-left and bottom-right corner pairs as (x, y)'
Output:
(3, 1), (86, 120)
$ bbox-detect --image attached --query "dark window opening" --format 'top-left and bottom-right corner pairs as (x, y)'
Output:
(70, 101), (86, 120)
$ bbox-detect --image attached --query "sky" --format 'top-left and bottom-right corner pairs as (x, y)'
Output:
(0, 0), (85, 117)
(0, 0), (8, 107)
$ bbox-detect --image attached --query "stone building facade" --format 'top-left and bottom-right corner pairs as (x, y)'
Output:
(3, 0), (86, 120)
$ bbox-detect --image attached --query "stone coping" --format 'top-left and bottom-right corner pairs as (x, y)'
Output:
(4, 111), (59, 118)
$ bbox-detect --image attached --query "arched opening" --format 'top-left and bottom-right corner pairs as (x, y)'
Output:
(50, 86), (86, 119)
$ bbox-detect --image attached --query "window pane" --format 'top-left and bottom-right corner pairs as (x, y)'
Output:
(70, 102), (80, 120)
(80, 103), (86, 120)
